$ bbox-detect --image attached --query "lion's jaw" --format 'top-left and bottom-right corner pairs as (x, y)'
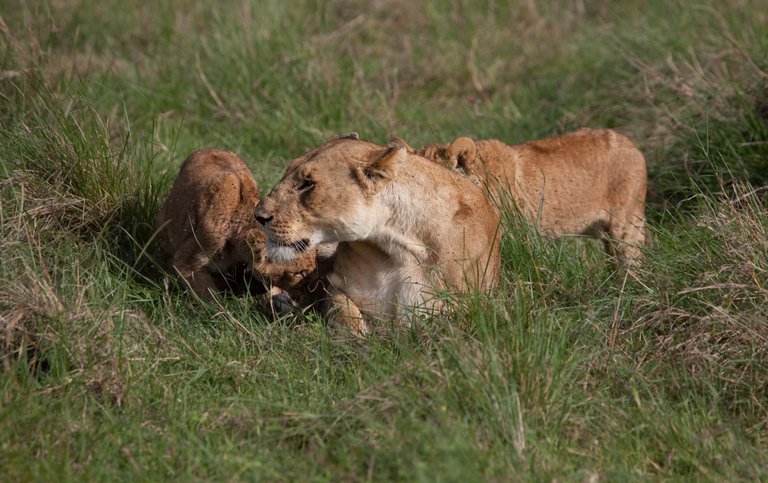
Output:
(263, 236), (310, 263)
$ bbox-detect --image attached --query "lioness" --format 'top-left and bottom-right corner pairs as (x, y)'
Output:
(254, 135), (501, 333)
(155, 148), (318, 302)
(414, 129), (647, 263)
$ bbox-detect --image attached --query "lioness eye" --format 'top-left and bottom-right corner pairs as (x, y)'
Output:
(298, 178), (314, 192)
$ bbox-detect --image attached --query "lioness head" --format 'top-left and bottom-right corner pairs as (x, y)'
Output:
(254, 135), (407, 262)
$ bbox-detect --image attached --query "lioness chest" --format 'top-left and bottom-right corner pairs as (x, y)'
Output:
(328, 241), (434, 320)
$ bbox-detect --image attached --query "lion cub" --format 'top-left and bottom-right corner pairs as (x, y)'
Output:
(415, 129), (648, 264)
(155, 148), (317, 302)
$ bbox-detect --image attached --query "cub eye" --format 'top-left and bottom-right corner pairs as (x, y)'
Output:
(297, 178), (314, 192)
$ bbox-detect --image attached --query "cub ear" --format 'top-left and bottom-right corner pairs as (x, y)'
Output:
(355, 145), (407, 194)
(388, 136), (415, 153)
(414, 143), (455, 168)
(447, 137), (477, 171)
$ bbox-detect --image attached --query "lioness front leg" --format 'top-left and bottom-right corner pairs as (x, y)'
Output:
(326, 290), (370, 335)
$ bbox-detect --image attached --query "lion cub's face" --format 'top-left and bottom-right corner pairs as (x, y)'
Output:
(255, 138), (404, 262)
(155, 148), (319, 298)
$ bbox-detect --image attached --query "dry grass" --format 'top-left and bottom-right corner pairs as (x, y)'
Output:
(608, 184), (768, 436)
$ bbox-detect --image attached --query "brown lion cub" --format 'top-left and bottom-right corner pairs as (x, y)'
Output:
(414, 129), (648, 264)
(254, 135), (501, 334)
(155, 148), (317, 301)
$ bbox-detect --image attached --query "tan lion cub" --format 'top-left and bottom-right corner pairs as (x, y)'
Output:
(254, 135), (501, 334)
(155, 148), (317, 303)
(415, 129), (648, 264)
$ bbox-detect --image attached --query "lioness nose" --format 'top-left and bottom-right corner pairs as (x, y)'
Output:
(255, 214), (273, 226)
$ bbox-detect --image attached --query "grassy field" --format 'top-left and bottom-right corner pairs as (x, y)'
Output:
(1, 0), (767, 480)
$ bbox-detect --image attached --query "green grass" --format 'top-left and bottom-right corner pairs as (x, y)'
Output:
(1, 0), (767, 480)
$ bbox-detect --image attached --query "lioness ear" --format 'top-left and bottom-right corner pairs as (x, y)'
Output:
(355, 146), (406, 194)
(447, 137), (477, 171)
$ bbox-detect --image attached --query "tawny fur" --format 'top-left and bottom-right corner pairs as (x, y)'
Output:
(254, 137), (501, 334)
(414, 129), (648, 264)
(155, 149), (317, 300)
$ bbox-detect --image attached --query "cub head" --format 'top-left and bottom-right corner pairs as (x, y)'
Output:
(415, 136), (478, 175)
(254, 136), (407, 262)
